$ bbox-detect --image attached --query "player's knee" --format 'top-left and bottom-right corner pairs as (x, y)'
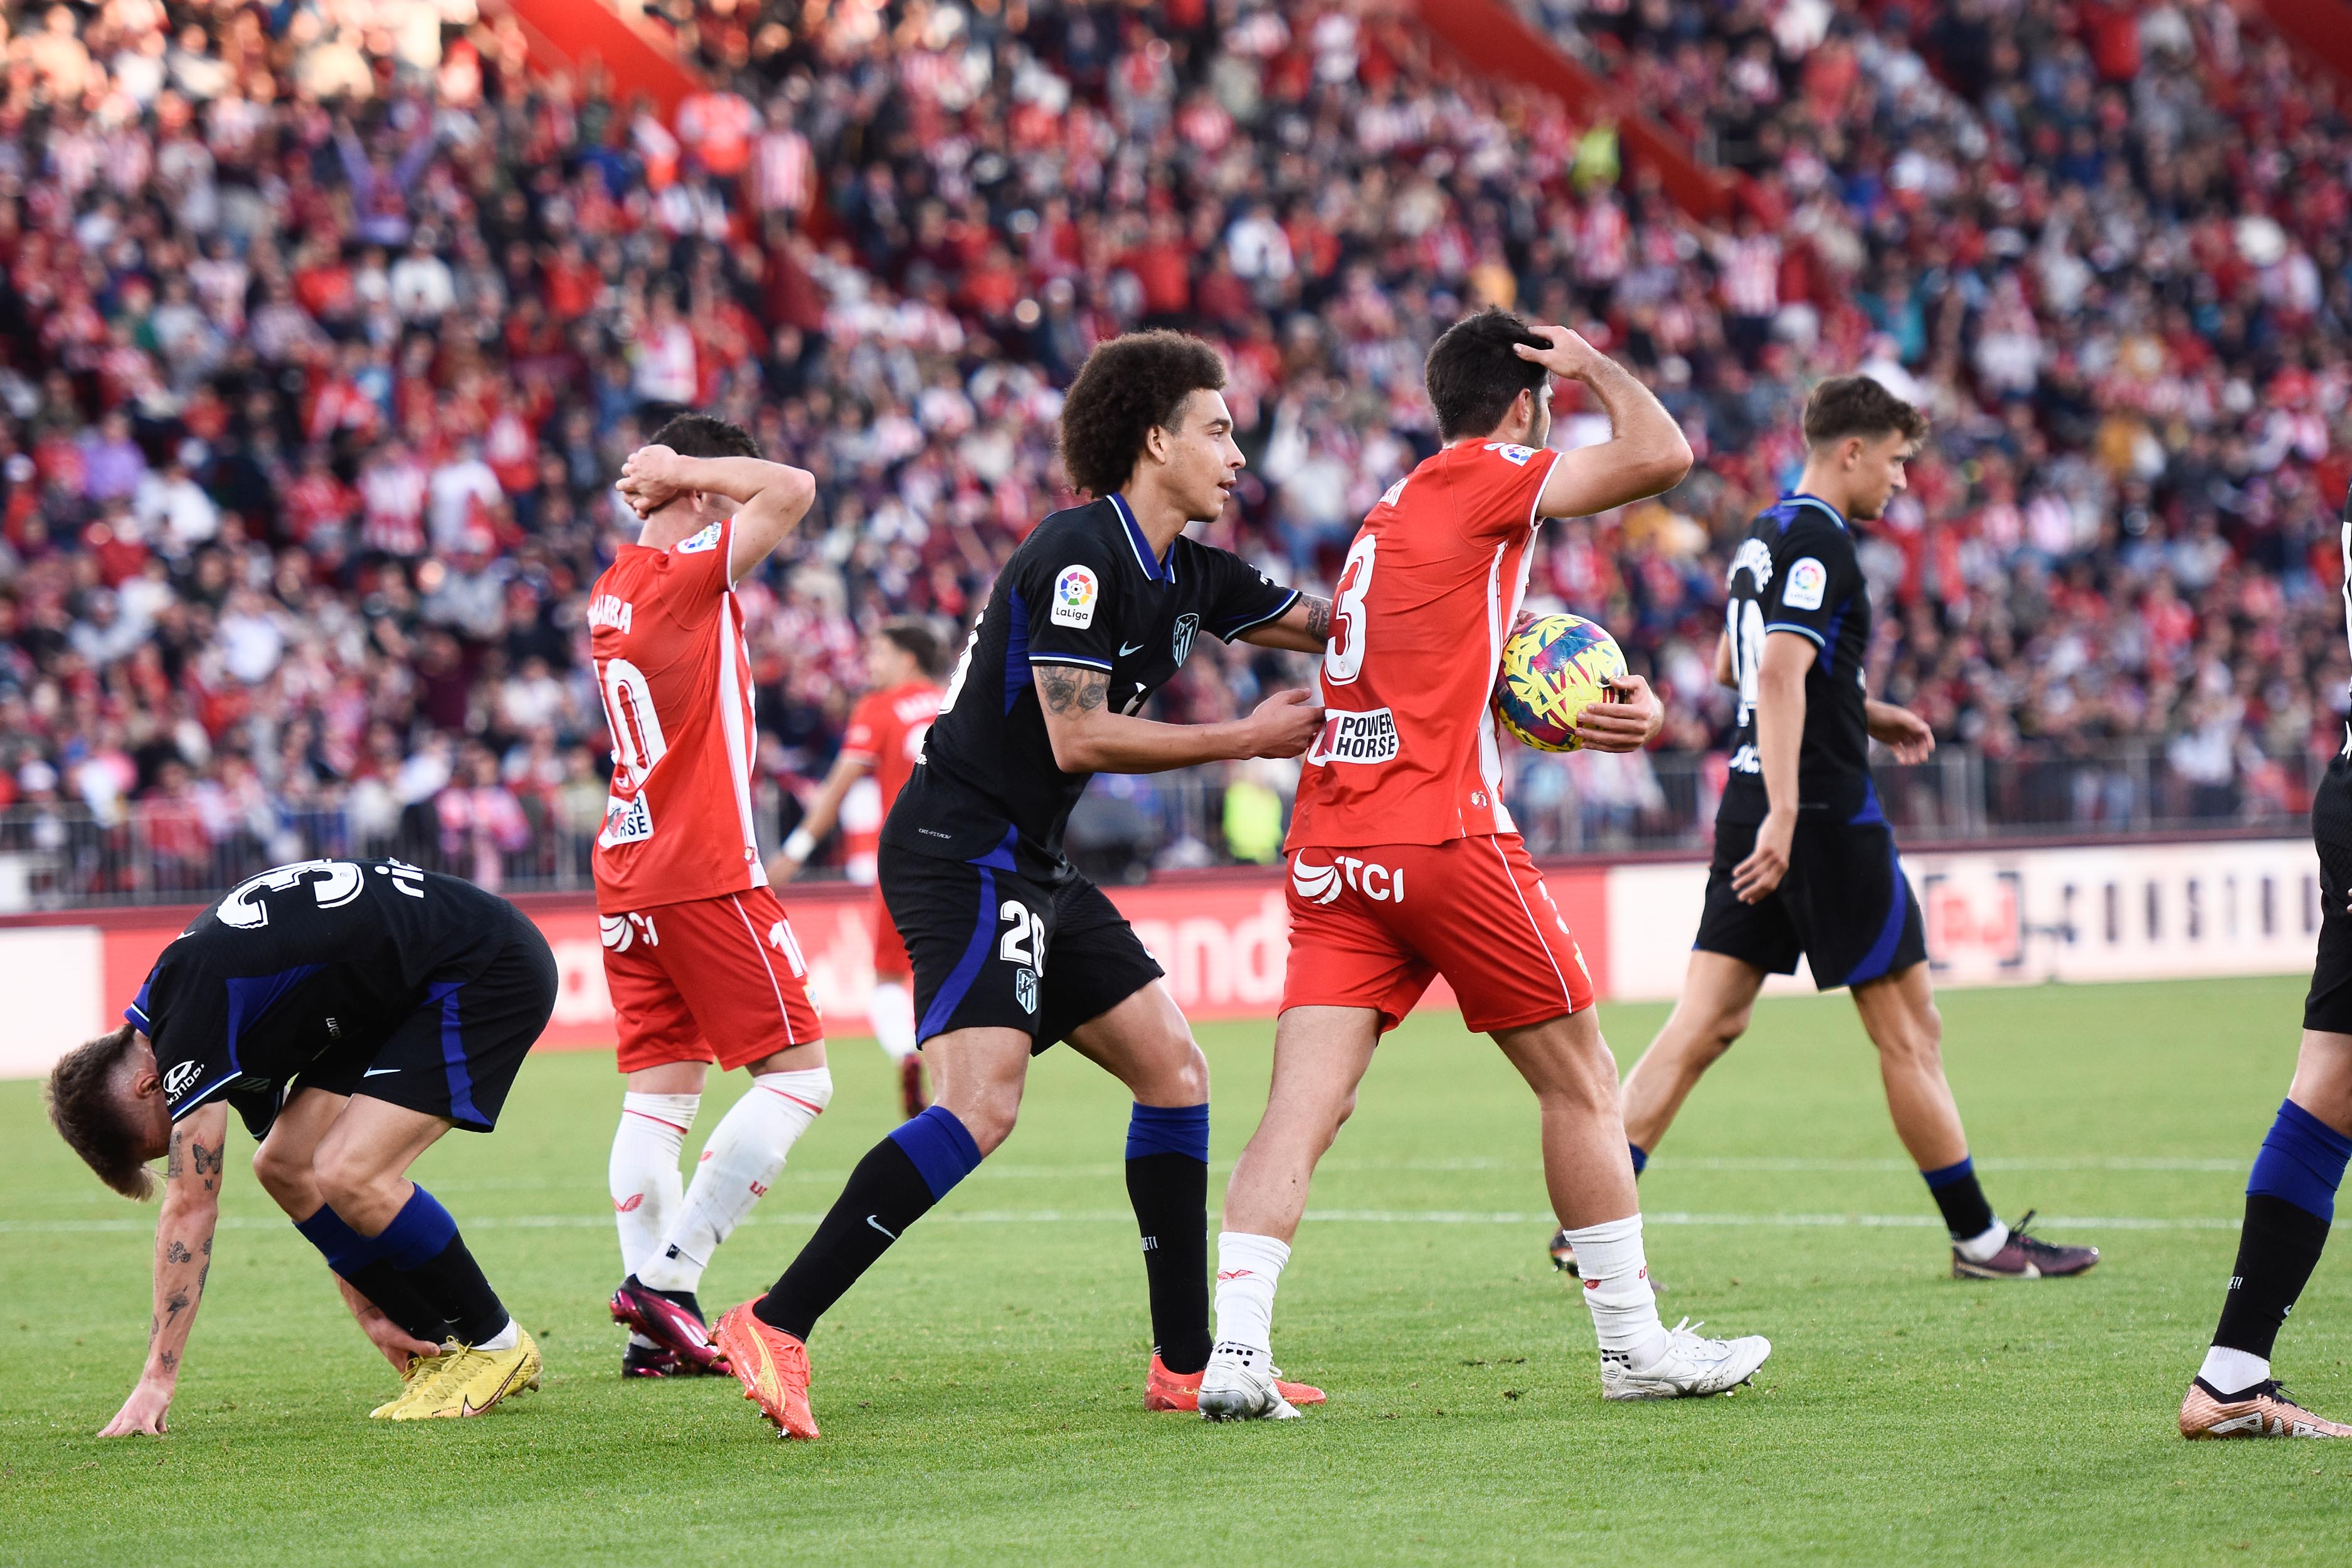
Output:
(251, 1141), (309, 1205)
(309, 1142), (386, 1214)
(1162, 1038), (1209, 1106)
(954, 1088), (1023, 1155)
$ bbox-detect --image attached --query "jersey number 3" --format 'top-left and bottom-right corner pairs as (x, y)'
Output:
(1323, 535), (1376, 686)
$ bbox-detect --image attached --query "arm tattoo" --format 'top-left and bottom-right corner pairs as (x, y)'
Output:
(165, 1130), (184, 1181)
(157, 1348), (177, 1373)
(1039, 666), (1109, 715)
(1300, 595), (1332, 643)
(193, 1139), (218, 1192)
(165, 1241), (192, 1264)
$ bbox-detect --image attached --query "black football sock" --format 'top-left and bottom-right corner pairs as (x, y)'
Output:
(371, 1186), (509, 1345)
(295, 1204), (448, 1342)
(1125, 1104), (1212, 1375)
(2210, 1101), (2352, 1365)
(2212, 1195), (2331, 1364)
(1920, 1157), (1996, 1241)
(649, 1283), (704, 1323)
(756, 1106), (982, 1340)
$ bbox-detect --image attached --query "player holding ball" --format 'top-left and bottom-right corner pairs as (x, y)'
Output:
(1202, 310), (1775, 1419)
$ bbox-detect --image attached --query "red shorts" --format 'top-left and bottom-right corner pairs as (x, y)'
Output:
(600, 886), (825, 1073)
(869, 885), (909, 981)
(1281, 833), (1596, 1034)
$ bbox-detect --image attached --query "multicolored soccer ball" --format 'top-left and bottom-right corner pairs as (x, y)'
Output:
(1492, 613), (1628, 753)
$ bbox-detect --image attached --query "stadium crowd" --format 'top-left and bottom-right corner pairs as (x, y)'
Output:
(0, 0), (2346, 901)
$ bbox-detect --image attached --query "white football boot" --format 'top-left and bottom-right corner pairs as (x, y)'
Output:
(1198, 1345), (1303, 1421)
(1599, 1318), (1772, 1401)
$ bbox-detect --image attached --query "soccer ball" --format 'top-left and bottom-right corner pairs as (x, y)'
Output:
(1492, 613), (1628, 753)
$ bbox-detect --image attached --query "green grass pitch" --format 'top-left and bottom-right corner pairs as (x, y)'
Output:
(4, 974), (2349, 1565)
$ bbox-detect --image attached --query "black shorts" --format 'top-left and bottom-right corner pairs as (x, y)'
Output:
(1695, 812), (1927, 991)
(299, 908), (557, 1132)
(2305, 757), (2352, 1034)
(879, 842), (1164, 1052)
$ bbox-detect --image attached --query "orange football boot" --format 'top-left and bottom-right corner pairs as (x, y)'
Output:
(712, 1302), (820, 1439)
(1144, 1352), (1325, 1411)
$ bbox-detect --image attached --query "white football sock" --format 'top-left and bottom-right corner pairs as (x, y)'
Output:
(1954, 1219), (2012, 1263)
(611, 1091), (699, 1281)
(1209, 1232), (1290, 1365)
(1562, 1214), (1671, 1369)
(2198, 1345), (2270, 1394)
(639, 1068), (832, 1294)
(475, 1316), (518, 1352)
(870, 980), (918, 1063)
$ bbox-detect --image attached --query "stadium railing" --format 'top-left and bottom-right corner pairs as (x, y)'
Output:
(0, 740), (2324, 913)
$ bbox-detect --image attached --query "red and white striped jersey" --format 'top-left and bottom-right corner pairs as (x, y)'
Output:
(1286, 438), (1562, 850)
(588, 513), (767, 914)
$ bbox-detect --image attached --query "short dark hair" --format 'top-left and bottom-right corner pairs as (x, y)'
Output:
(47, 1025), (154, 1200)
(876, 617), (943, 679)
(1425, 309), (1550, 442)
(1058, 331), (1227, 497)
(1801, 376), (1929, 448)
(648, 413), (761, 460)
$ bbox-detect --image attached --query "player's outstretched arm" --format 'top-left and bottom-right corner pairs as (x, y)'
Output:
(100, 1103), (226, 1438)
(1034, 664), (1323, 775)
(617, 444), (818, 584)
(1516, 327), (1693, 521)
(772, 748), (874, 881)
(1236, 593), (1332, 655)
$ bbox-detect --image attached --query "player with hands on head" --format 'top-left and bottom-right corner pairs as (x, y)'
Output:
(1202, 309), (1772, 1422)
(1592, 375), (2099, 1284)
(592, 415), (840, 1382)
(712, 331), (1328, 1438)
(770, 619), (950, 1118)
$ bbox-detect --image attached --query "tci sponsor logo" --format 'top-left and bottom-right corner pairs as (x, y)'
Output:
(1291, 855), (1406, 904)
(1310, 707), (1401, 765)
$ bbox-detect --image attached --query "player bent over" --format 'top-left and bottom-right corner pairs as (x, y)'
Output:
(2178, 484), (2352, 1440)
(772, 619), (950, 1120)
(1596, 377), (2098, 1284)
(45, 859), (556, 1428)
(712, 331), (1331, 1438)
(1207, 311), (1771, 1419)
(593, 417), (837, 1380)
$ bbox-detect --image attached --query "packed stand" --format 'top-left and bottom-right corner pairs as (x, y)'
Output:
(0, 0), (2346, 908)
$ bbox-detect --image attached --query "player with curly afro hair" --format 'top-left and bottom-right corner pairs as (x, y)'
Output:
(1057, 331), (1230, 499)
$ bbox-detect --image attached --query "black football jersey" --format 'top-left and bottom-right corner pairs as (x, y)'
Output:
(883, 495), (1297, 881)
(1717, 493), (1875, 825)
(128, 860), (524, 1136)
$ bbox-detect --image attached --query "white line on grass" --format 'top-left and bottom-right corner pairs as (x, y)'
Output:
(0, 1209), (2241, 1234)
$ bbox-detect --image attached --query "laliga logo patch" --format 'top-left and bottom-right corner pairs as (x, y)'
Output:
(676, 522), (723, 554)
(162, 1060), (201, 1101)
(1784, 557), (1828, 611)
(1291, 857), (1343, 905)
(1485, 442), (1537, 465)
(1172, 612), (1200, 665)
(1051, 564), (1099, 628)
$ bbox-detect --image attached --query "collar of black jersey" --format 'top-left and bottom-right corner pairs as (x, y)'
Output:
(1779, 492), (1850, 529)
(1108, 493), (1177, 582)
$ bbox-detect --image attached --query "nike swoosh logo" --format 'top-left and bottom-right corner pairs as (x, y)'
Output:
(363, 1067), (399, 1078)
(1120, 642), (1145, 656)
(866, 1215), (899, 1240)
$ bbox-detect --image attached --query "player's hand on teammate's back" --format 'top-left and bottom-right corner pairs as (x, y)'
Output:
(1577, 674), (1666, 753)
(616, 443), (687, 517)
(1865, 701), (1936, 765)
(1242, 688), (1325, 759)
(98, 1377), (173, 1438)
(1511, 323), (1608, 382)
(1732, 808), (1796, 904)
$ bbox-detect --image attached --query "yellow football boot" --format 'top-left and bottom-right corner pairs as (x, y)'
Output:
(391, 1327), (543, 1420)
(369, 1343), (458, 1419)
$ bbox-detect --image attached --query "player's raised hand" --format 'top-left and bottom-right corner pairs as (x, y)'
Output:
(1512, 323), (1608, 383)
(1578, 674), (1666, 754)
(1865, 701), (1936, 765)
(98, 1377), (172, 1438)
(616, 443), (688, 517)
(1732, 810), (1794, 904)
(1241, 688), (1326, 759)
